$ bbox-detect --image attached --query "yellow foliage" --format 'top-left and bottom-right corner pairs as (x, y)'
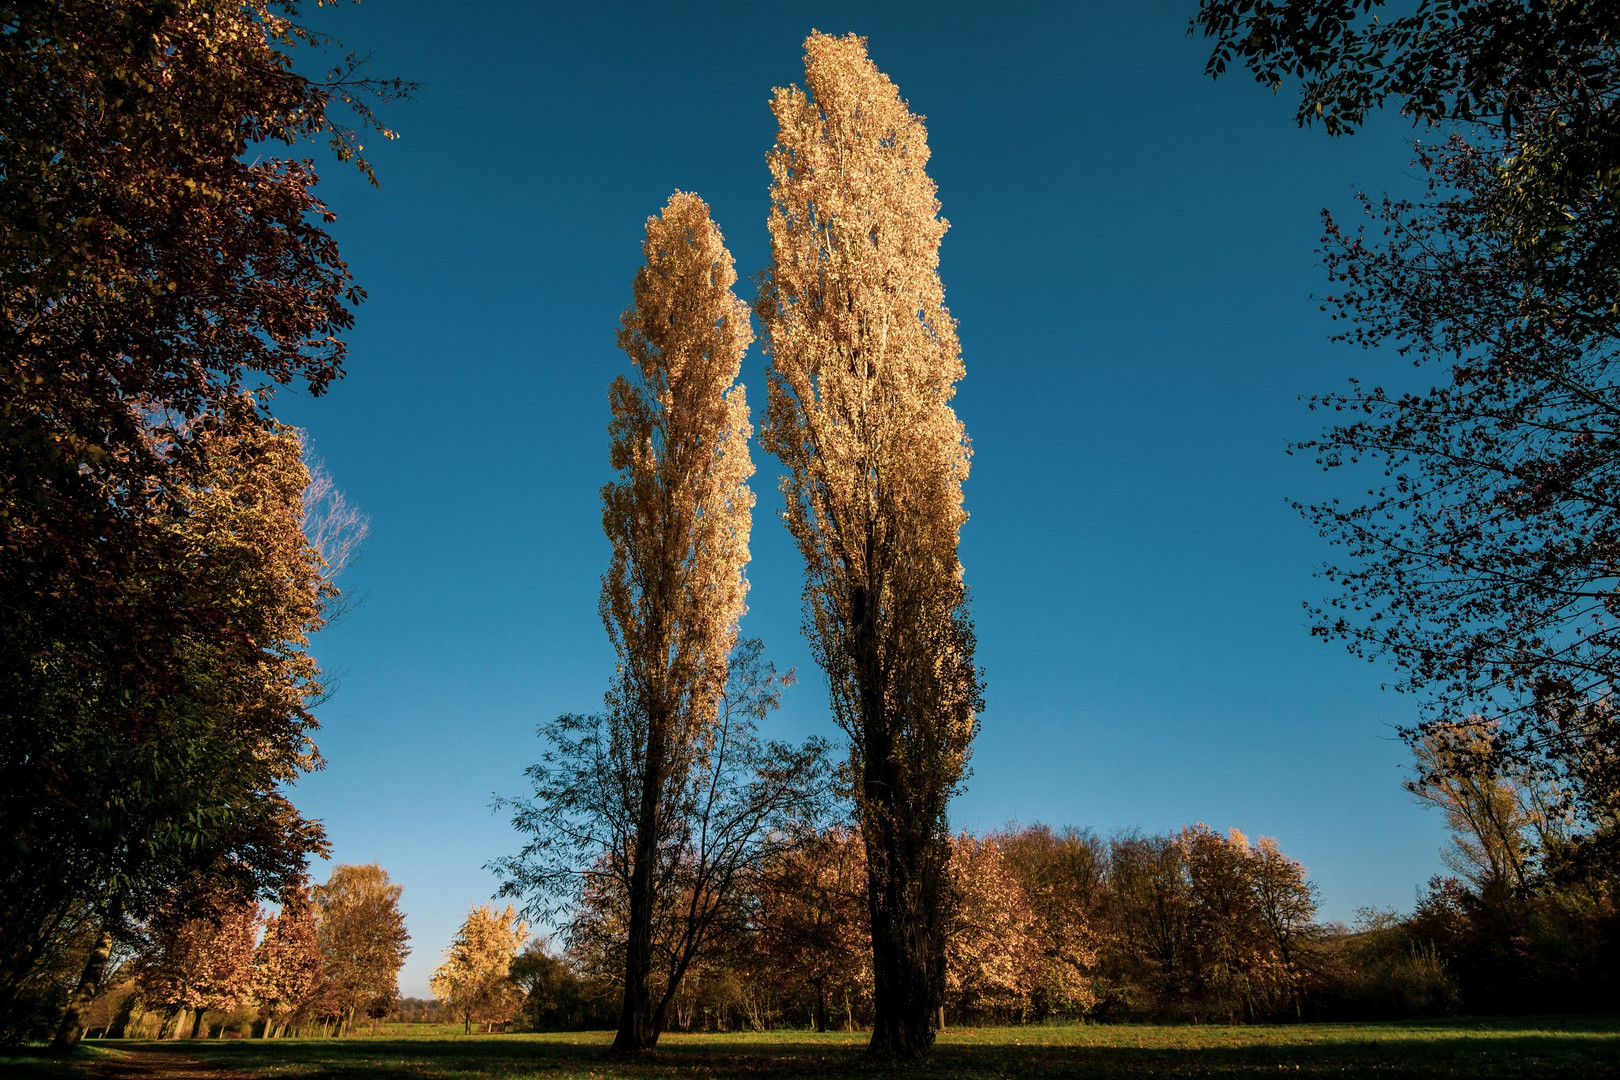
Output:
(758, 36), (981, 1043)
(430, 904), (529, 1033)
(602, 190), (754, 766)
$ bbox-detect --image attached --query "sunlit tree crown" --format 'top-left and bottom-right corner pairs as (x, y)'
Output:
(603, 191), (755, 741)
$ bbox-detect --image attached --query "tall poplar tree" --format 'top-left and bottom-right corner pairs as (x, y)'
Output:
(758, 31), (982, 1062)
(601, 192), (754, 1054)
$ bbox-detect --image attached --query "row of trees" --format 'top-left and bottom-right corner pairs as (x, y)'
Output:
(2, 1), (403, 1048)
(496, 31), (977, 1062)
(77, 864), (409, 1040)
(483, 688), (1619, 1033)
(482, 798), (1615, 1035)
(385, 825), (1322, 1038)
(543, 822), (1318, 1029)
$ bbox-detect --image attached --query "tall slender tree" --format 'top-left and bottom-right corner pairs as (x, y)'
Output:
(600, 192), (755, 1054)
(758, 31), (983, 1062)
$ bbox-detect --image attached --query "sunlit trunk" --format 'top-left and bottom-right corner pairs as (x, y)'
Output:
(50, 917), (116, 1052)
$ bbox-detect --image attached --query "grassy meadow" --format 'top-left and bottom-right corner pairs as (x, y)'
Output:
(5, 1016), (1620, 1080)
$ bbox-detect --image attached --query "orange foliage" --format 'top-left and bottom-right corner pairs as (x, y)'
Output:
(253, 882), (322, 1036)
(752, 826), (872, 1030)
(759, 31), (981, 1058)
(136, 897), (262, 1034)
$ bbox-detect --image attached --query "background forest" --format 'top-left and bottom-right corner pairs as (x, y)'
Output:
(4, 0), (1620, 1062)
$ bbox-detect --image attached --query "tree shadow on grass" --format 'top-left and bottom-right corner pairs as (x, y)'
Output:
(94, 1018), (1620, 1080)
(929, 1032), (1618, 1079)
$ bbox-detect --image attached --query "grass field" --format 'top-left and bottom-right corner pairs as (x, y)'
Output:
(5, 1016), (1620, 1079)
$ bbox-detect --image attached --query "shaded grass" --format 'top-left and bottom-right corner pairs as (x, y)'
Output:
(1, 1041), (126, 1080)
(26, 1015), (1620, 1079)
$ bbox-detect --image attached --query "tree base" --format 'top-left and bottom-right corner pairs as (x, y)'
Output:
(865, 1024), (935, 1065)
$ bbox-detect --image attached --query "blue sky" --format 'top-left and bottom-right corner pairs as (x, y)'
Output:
(279, 1), (1449, 997)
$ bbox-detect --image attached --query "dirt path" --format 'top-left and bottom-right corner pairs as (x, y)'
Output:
(90, 1048), (260, 1080)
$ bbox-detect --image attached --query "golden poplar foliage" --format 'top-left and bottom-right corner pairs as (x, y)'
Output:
(759, 30), (979, 797)
(602, 190), (754, 750)
(758, 32), (980, 1055)
(600, 192), (756, 1051)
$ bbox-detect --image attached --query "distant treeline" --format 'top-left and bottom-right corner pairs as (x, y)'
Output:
(64, 811), (1618, 1040)
(475, 821), (1620, 1033)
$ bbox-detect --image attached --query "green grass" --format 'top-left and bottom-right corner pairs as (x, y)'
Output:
(9, 1016), (1620, 1079)
(0, 1040), (125, 1080)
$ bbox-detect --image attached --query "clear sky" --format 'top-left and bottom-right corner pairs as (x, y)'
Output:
(276, 1), (1451, 998)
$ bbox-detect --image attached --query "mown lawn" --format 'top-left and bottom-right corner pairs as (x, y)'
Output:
(6, 1016), (1620, 1079)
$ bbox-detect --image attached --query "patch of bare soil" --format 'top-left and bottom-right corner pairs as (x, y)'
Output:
(92, 1049), (258, 1080)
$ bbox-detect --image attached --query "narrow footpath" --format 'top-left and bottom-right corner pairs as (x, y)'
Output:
(88, 1048), (258, 1080)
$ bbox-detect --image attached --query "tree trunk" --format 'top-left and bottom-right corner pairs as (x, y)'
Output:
(853, 584), (945, 1063)
(866, 841), (940, 1061)
(107, 994), (136, 1039)
(812, 985), (827, 1033)
(50, 918), (116, 1053)
(190, 1009), (206, 1039)
(611, 702), (669, 1057)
